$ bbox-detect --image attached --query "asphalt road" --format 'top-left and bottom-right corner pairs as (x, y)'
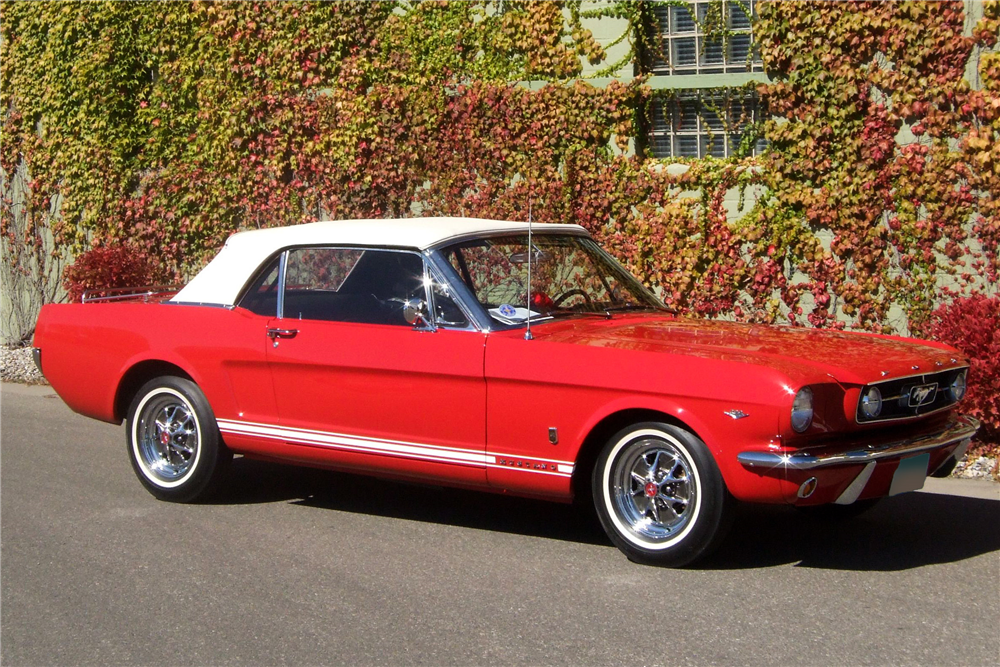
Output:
(2, 383), (999, 667)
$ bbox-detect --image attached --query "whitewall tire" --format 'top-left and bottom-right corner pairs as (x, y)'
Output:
(126, 376), (231, 502)
(592, 422), (733, 566)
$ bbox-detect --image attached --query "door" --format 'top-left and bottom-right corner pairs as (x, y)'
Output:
(260, 246), (488, 485)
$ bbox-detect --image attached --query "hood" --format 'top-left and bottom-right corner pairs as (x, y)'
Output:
(533, 313), (963, 386)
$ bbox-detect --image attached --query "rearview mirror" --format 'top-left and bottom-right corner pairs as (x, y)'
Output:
(509, 249), (551, 265)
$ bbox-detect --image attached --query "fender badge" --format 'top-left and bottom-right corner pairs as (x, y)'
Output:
(724, 410), (749, 420)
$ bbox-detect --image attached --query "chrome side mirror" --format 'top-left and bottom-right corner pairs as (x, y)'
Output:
(403, 299), (436, 331)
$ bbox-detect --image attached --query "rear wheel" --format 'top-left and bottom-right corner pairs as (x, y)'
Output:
(593, 422), (733, 567)
(126, 376), (231, 502)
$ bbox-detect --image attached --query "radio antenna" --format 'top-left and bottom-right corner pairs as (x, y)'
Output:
(524, 201), (534, 341)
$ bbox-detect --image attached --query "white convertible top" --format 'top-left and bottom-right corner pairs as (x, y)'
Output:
(172, 216), (588, 306)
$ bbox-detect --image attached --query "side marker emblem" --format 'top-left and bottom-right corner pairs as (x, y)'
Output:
(724, 410), (749, 420)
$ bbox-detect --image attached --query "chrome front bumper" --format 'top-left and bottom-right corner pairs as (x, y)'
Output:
(737, 414), (981, 471)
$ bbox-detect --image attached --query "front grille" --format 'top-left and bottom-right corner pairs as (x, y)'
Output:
(856, 367), (968, 424)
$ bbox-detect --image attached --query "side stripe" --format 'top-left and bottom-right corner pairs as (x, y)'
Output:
(217, 419), (575, 477)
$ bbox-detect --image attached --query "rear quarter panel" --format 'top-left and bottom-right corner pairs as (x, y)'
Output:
(34, 302), (271, 425)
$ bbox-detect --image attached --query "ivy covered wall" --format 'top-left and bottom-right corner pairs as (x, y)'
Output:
(2, 0), (998, 344)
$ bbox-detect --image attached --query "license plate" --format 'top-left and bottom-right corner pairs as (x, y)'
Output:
(889, 453), (930, 496)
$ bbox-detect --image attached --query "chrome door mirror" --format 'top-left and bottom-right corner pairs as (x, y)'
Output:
(402, 299), (436, 331)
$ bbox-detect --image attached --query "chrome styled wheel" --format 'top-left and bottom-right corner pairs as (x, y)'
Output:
(608, 436), (699, 544)
(126, 376), (231, 502)
(133, 389), (201, 486)
(593, 422), (733, 567)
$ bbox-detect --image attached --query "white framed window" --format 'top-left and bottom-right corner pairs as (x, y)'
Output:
(649, 90), (765, 159)
(649, 0), (762, 76)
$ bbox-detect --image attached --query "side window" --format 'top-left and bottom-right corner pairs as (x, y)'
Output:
(238, 256), (281, 316)
(282, 247), (425, 326)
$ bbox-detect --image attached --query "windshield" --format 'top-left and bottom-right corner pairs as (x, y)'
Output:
(438, 234), (665, 328)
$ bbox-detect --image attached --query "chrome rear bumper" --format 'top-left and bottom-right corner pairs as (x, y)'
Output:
(737, 414), (980, 471)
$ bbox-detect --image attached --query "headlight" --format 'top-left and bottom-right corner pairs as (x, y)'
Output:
(791, 387), (814, 433)
(948, 370), (967, 402)
(860, 386), (882, 419)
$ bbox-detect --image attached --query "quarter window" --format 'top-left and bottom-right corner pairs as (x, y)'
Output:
(238, 256), (281, 316)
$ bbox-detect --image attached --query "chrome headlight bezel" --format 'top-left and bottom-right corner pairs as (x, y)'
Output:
(860, 386), (883, 419)
(790, 387), (814, 433)
(948, 369), (967, 402)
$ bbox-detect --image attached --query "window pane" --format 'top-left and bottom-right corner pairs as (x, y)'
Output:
(675, 99), (698, 131)
(703, 36), (725, 66)
(651, 134), (673, 156)
(670, 5), (696, 33)
(701, 135), (726, 158)
(431, 282), (468, 327)
(702, 107), (724, 132)
(672, 37), (697, 67)
(729, 2), (751, 29)
(651, 100), (671, 133)
(285, 248), (362, 292)
(729, 33), (752, 64)
(239, 256), (281, 316)
(677, 136), (700, 157)
(283, 248), (423, 325)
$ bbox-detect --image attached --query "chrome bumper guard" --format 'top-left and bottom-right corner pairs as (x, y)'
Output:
(32, 347), (43, 376)
(737, 414), (981, 471)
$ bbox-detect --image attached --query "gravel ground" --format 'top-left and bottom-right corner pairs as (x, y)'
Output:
(1, 346), (45, 385)
(3, 344), (997, 480)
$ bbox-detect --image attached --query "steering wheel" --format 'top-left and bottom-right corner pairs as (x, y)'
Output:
(552, 288), (593, 308)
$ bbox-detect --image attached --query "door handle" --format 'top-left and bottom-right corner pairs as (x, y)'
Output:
(267, 328), (299, 342)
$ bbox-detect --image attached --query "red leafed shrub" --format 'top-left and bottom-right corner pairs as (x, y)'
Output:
(930, 294), (1000, 459)
(62, 245), (171, 303)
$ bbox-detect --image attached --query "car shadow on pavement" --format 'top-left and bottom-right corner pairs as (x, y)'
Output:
(702, 492), (1000, 571)
(215, 457), (999, 569)
(215, 456), (610, 546)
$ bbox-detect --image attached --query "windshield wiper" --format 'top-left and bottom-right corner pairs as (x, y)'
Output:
(543, 310), (613, 320)
(604, 304), (677, 315)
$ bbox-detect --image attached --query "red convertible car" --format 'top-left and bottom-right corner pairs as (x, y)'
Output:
(33, 217), (980, 566)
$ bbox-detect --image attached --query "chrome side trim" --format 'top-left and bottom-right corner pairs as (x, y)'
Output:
(865, 366), (967, 387)
(425, 227), (590, 253)
(737, 415), (980, 471)
(833, 462), (876, 505)
(163, 301), (236, 310)
(276, 250), (288, 319)
(81, 285), (182, 303)
(217, 418), (576, 478)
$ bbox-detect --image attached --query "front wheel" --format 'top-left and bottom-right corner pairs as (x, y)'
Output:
(592, 422), (733, 567)
(126, 376), (231, 502)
